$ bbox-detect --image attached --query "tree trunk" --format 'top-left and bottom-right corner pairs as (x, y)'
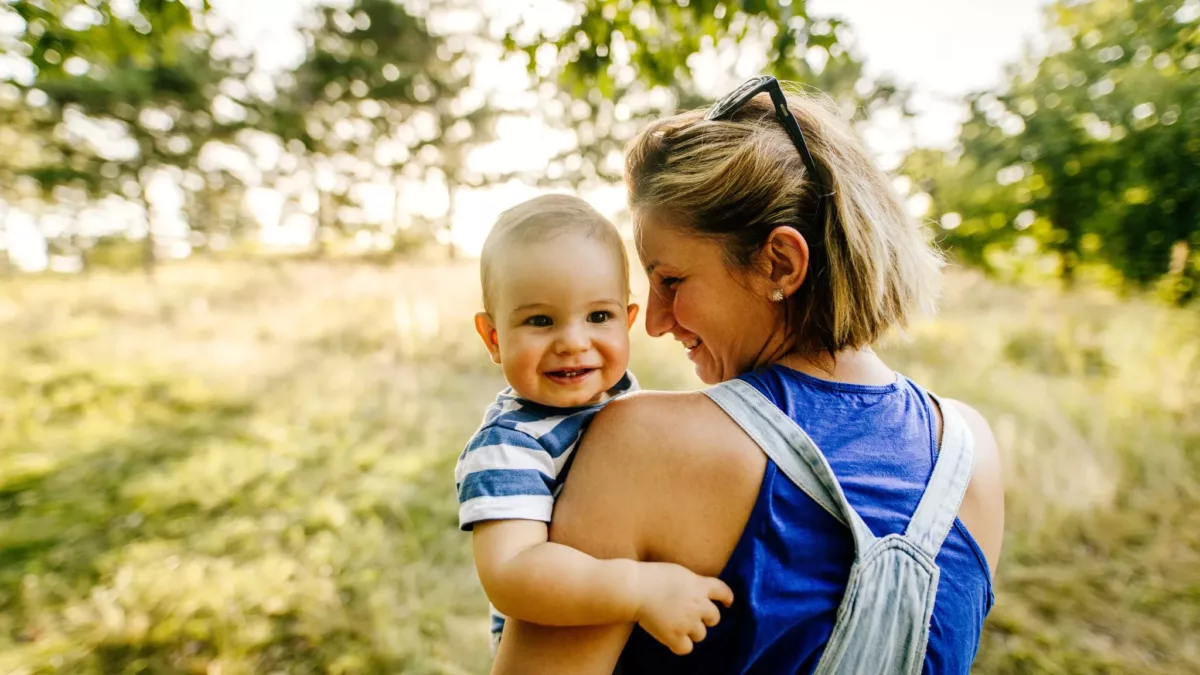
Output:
(1049, 202), (1079, 287)
(186, 187), (213, 257)
(141, 208), (156, 277)
(0, 204), (11, 277)
(445, 179), (457, 260)
(70, 227), (88, 275)
(315, 189), (335, 256)
(393, 178), (406, 233)
(137, 173), (156, 278)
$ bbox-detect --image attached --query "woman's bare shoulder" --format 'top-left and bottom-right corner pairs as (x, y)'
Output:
(593, 388), (710, 427)
(587, 388), (758, 465)
(554, 388), (766, 573)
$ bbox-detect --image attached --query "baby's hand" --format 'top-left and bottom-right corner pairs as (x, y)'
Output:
(632, 562), (734, 656)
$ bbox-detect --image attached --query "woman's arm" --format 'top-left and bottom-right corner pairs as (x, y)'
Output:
(491, 391), (766, 674)
(947, 399), (1005, 577)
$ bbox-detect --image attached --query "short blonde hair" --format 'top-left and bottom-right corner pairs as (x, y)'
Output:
(625, 87), (943, 353)
(480, 194), (629, 312)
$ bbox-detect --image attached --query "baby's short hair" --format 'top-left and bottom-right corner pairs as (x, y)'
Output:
(480, 194), (629, 312)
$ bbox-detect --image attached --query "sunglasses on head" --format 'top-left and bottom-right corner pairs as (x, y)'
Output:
(704, 75), (834, 217)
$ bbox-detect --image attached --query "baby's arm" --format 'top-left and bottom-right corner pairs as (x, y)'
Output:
(473, 519), (733, 655)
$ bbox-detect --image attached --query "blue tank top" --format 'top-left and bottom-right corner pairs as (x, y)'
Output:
(617, 365), (994, 674)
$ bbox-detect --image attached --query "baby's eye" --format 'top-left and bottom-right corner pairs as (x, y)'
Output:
(525, 315), (553, 327)
(587, 311), (614, 324)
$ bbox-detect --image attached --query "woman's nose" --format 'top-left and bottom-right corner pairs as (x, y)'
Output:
(643, 289), (673, 337)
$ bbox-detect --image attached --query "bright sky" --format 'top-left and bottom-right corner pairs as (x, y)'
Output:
(809, 0), (1049, 159)
(4, 0), (1051, 267)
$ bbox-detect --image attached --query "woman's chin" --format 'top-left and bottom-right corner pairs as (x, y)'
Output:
(686, 346), (728, 385)
(692, 361), (722, 385)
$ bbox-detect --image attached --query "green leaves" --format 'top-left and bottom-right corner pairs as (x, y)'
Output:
(3, 0), (248, 270)
(502, 0), (894, 186)
(907, 0), (1200, 296)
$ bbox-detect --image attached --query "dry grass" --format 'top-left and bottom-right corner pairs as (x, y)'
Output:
(0, 259), (1197, 674)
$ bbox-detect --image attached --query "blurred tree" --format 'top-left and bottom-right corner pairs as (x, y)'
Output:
(901, 146), (1023, 270)
(0, 79), (51, 268)
(4, 0), (253, 272)
(265, 0), (496, 256)
(506, 0), (906, 186)
(905, 0), (1200, 298)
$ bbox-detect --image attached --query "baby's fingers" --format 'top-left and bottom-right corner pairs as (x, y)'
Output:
(701, 600), (722, 628)
(707, 578), (734, 608)
(668, 634), (695, 656)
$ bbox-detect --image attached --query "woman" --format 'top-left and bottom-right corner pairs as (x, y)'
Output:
(492, 77), (1005, 674)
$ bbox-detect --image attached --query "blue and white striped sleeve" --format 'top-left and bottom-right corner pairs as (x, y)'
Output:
(455, 424), (557, 531)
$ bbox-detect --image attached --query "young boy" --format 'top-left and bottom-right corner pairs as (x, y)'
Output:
(456, 194), (733, 656)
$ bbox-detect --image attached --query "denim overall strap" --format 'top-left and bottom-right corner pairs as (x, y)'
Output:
(704, 379), (877, 555)
(904, 392), (977, 558)
(703, 378), (981, 675)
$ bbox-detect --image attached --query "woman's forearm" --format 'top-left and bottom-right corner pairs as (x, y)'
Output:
(492, 620), (634, 675)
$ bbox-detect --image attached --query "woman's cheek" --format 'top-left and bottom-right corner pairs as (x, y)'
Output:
(672, 291), (693, 330)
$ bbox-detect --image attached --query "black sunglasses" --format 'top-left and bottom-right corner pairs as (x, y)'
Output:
(704, 75), (834, 215)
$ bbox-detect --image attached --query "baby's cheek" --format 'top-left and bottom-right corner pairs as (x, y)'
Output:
(605, 340), (632, 378)
(502, 344), (540, 388)
(516, 353), (544, 383)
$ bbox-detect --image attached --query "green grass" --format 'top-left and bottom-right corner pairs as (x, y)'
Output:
(0, 260), (1197, 674)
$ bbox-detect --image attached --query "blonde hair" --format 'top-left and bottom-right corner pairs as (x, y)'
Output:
(625, 88), (943, 353)
(480, 194), (629, 312)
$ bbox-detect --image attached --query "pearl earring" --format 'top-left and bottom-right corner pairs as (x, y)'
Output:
(769, 288), (786, 302)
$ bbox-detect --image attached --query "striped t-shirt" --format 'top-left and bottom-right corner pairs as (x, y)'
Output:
(455, 372), (639, 531)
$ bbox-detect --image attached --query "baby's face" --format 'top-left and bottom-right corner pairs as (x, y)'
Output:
(477, 233), (636, 407)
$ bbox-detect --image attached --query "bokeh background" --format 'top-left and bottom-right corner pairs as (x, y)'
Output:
(1, 0), (1198, 673)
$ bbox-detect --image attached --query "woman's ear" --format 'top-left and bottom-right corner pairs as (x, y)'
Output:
(762, 226), (810, 297)
(474, 312), (502, 364)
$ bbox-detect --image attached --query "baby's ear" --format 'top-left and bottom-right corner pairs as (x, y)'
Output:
(625, 303), (640, 329)
(474, 312), (502, 364)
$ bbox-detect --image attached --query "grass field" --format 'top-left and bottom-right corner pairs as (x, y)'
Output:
(1, 259), (1198, 674)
